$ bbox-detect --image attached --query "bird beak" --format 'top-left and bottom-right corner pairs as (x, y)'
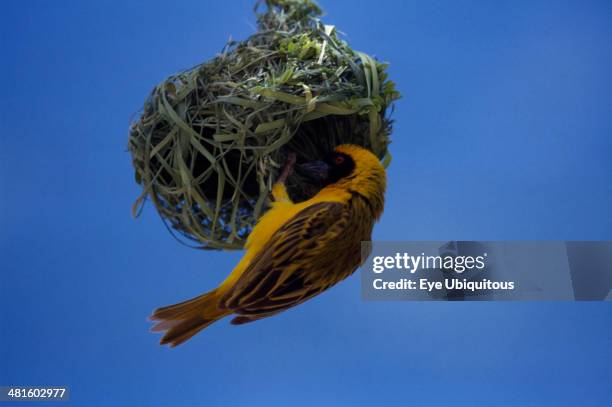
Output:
(297, 160), (329, 181)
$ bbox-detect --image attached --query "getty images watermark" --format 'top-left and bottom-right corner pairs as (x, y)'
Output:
(360, 241), (612, 301)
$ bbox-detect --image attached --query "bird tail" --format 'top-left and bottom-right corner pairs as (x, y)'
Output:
(150, 289), (229, 347)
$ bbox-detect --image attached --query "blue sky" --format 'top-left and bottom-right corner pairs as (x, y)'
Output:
(1, 0), (611, 405)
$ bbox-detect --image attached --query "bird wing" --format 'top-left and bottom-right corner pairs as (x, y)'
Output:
(219, 201), (350, 323)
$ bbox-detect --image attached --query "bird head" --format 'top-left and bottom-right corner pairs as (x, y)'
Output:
(296, 144), (387, 218)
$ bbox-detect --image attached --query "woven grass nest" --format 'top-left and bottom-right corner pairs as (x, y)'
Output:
(128, 0), (400, 250)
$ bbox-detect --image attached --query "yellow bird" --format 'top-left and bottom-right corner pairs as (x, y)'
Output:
(150, 144), (387, 346)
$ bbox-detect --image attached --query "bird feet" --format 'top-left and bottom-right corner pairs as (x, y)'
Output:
(271, 153), (296, 203)
(277, 152), (296, 184)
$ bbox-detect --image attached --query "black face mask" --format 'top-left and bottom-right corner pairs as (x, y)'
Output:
(296, 152), (355, 186)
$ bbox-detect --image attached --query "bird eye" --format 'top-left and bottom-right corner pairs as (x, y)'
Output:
(334, 156), (345, 165)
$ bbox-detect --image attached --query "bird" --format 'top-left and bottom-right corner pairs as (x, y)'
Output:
(150, 144), (387, 346)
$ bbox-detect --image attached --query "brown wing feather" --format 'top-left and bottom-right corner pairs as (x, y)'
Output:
(219, 201), (351, 322)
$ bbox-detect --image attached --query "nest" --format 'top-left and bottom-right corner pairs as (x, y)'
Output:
(128, 0), (400, 250)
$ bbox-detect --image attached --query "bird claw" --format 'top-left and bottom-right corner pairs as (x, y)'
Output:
(277, 152), (296, 184)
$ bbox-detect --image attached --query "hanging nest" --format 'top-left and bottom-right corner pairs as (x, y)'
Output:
(128, 0), (400, 250)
